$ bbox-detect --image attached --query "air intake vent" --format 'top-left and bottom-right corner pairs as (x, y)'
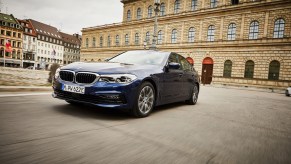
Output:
(76, 73), (98, 84)
(60, 71), (74, 82)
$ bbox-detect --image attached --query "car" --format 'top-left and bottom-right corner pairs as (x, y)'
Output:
(286, 87), (291, 97)
(52, 50), (200, 117)
(25, 66), (34, 69)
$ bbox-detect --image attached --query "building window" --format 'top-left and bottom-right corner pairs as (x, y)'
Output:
(146, 31), (150, 44)
(210, 0), (217, 8)
(223, 60), (232, 77)
(148, 6), (153, 18)
(85, 38), (89, 48)
(160, 3), (166, 16)
(231, 0), (239, 5)
(268, 60), (280, 80)
(273, 18), (285, 38)
(188, 27), (195, 43)
(227, 23), (236, 40)
(125, 34), (129, 45)
(191, 0), (198, 11)
(244, 60), (254, 78)
(100, 36), (103, 47)
(249, 21), (259, 40)
(174, 0), (181, 14)
(171, 29), (178, 43)
(207, 25), (215, 41)
(135, 33), (139, 45)
(116, 35), (120, 46)
(137, 8), (142, 20)
(157, 30), (163, 44)
(107, 36), (111, 47)
(92, 37), (96, 47)
(127, 10), (131, 21)
(6, 31), (11, 36)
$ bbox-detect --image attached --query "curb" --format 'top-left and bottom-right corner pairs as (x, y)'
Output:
(0, 86), (52, 92)
(206, 84), (286, 94)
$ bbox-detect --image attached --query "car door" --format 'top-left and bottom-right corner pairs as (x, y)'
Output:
(160, 53), (184, 104)
(178, 55), (195, 100)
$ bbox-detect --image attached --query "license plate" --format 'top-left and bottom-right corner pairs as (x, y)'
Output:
(62, 84), (85, 94)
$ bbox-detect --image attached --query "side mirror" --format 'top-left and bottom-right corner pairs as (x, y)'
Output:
(168, 62), (181, 70)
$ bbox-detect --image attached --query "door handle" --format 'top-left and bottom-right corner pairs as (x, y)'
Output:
(179, 73), (183, 77)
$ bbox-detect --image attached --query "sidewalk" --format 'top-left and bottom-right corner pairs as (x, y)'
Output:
(207, 84), (286, 94)
(0, 86), (52, 92)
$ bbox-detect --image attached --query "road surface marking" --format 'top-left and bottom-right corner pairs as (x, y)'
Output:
(0, 93), (51, 97)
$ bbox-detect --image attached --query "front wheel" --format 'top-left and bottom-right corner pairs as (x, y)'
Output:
(187, 84), (199, 105)
(131, 82), (155, 118)
(66, 100), (82, 106)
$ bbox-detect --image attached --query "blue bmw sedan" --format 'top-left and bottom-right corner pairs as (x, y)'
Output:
(52, 50), (200, 117)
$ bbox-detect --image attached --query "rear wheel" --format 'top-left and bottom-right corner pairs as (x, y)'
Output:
(187, 84), (199, 105)
(286, 90), (290, 97)
(131, 82), (155, 118)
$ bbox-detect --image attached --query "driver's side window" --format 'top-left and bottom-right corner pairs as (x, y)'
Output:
(168, 53), (183, 70)
(168, 53), (179, 63)
(179, 56), (192, 72)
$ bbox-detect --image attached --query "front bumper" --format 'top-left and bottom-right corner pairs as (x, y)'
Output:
(52, 78), (141, 109)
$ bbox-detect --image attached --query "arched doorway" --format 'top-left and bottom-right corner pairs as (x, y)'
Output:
(202, 57), (214, 84)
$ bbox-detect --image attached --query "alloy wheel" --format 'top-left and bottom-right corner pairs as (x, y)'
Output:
(138, 86), (154, 115)
(192, 85), (198, 103)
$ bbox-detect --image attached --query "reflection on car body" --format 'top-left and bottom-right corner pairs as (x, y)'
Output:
(52, 50), (200, 117)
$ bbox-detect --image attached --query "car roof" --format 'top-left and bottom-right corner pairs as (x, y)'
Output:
(126, 50), (171, 55)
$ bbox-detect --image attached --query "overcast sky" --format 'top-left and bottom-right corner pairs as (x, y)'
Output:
(2, 0), (123, 35)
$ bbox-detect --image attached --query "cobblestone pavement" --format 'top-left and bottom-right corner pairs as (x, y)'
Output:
(0, 86), (290, 164)
(0, 67), (49, 86)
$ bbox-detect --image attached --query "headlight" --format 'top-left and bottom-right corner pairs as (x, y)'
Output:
(99, 74), (137, 84)
(54, 68), (61, 79)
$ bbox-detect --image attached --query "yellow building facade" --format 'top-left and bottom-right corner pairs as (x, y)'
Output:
(81, 0), (291, 88)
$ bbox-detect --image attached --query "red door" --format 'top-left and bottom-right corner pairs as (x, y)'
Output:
(201, 57), (214, 84)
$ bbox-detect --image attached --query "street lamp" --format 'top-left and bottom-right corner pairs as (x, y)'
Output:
(149, 0), (160, 50)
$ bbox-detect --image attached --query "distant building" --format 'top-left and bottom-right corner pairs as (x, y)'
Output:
(81, 0), (291, 88)
(29, 19), (64, 69)
(60, 32), (81, 65)
(0, 13), (23, 67)
(17, 19), (37, 68)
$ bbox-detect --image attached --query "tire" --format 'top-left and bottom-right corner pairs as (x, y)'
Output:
(131, 82), (155, 118)
(286, 90), (290, 97)
(66, 100), (82, 106)
(187, 84), (199, 105)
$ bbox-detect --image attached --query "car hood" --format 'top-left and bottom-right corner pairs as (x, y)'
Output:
(61, 62), (164, 77)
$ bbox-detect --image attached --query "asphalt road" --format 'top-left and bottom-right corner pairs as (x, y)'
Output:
(0, 86), (290, 164)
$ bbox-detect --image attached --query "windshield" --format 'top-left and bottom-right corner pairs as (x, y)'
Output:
(108, 50), (169, 66)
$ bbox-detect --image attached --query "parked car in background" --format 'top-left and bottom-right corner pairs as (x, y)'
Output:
(52, 50), (200, 117)
(25, 66), (34, 69)
(286, 87), (291, 97)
